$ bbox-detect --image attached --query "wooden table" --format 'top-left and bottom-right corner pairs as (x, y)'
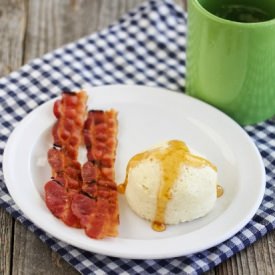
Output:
(0, 1), (274, 274)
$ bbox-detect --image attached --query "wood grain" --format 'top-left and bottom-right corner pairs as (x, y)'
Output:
(0, 0), (274, 274)
(0, 209), (13, 275)
(0, 0), (26, 272)
(23, 0), (102, 63)
(12, 221), (78, 275)
(0, 0), (26, 76)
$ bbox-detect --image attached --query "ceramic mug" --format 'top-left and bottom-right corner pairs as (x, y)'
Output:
(186, 0), (275, 125)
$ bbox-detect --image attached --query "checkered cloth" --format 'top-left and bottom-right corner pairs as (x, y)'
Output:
(0, 0), (274, 274)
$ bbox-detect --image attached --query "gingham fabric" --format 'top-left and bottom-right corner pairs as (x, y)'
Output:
(0, 0), (274, 274)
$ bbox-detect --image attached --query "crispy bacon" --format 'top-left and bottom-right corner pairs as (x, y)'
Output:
(83, 110), (118, 171)
(45, 180), (81, 227)
(44, 91), (87, 227)
(72, 110), (119, 239)
(44, 91), (119, 239)
(51, 91), (87, 159)
(47, 148), (82, 190)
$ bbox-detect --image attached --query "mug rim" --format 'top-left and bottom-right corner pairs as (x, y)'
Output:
(192, 0), (275, 27)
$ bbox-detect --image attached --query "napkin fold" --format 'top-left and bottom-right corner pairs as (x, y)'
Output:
(0, 0), (274, 274)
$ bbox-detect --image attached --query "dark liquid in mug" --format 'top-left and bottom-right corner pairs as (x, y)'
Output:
(214, 4), (273, 22)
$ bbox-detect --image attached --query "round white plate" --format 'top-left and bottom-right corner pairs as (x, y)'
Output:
(3, 85), (265, 259)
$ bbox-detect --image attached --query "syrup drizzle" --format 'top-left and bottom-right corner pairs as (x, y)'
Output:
(217, 184), (224, 198)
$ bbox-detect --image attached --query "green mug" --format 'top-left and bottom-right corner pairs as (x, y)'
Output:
(186, 0), (275, 125)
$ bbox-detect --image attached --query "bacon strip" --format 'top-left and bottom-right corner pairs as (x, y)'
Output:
(44, 91), (87, 227)
(72, 110), (119, 239)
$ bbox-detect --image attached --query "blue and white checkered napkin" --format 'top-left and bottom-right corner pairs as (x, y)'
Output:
(0, 0), (274, 274)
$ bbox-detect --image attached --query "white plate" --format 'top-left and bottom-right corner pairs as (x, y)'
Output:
(3, 85), (265, 259)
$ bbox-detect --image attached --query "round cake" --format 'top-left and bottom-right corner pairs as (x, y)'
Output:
(120, 140), (218, 231)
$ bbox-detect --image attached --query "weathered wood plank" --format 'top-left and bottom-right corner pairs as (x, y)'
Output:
(0, 0), (26, 76)
(23, 0), (186, 64)
(23, 0), (102, 63)
(12, 220), (78, 275)
(0, 1), (27, 275)
(0, 209), (13, 275)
